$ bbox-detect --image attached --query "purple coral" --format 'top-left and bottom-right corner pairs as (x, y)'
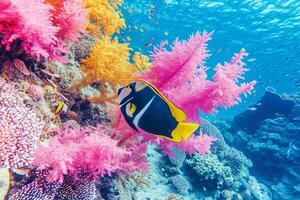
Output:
(9, 170), (61, 200)
(56, 174), (96, 200)
(0, 78), (43, 168)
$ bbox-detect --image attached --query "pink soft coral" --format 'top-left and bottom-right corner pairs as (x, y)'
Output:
(0, 0), (63, 60)
(47, 0), (87, 42)
(0, 0), (87, 61)
(33, 123), (147, 182)
(139, 32), (256, 121)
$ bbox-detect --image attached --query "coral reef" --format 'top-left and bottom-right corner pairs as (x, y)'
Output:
(225, 90), (300, 200)
(71, 36), (139, 103)
(8, 170), (61, 200)
(0, 0), (258, 199)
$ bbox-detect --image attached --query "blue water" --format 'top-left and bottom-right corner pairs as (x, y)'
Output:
(122, 0), (300, 120)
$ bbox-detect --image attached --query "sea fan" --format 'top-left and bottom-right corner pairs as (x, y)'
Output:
(0, 0), (63, 60)
(139, 32), (256, 121)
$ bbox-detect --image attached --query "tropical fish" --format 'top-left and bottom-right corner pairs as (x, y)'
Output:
(118, 80), (199, 143)
(54, 101), (65, 114)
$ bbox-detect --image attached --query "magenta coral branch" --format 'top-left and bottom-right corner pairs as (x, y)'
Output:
(143, 32), (211, 89)
(0, 0), (87, 61)
(32, 123), (148, 182)
(139, 32), (256, 121)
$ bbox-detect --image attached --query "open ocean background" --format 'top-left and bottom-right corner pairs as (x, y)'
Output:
(121, 0), (300, 120)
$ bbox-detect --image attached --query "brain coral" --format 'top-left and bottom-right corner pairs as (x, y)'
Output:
(0, 78), (43, 168)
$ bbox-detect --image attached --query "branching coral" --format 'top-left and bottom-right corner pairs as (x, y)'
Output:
(132, 52), (152, 71)
(187, 153), (234, 189)
(0, 78), (43, 168)
(139, 32), (256, 121)
(32, 123), (147, 182)
(84, 0), (125, 35)
(71, 36), (141, 103)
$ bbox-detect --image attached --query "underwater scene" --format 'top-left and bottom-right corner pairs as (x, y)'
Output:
(0, 0), (299, 199)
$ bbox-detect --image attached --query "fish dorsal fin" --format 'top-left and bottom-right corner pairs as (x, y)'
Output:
(140, 79), (187, 122)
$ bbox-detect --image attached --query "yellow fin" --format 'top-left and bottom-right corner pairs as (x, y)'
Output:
(169, 122), (199, 143)
(140, 79), (187, 121)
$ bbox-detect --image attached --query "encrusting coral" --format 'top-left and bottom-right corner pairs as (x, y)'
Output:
(0, 78), (44, 169)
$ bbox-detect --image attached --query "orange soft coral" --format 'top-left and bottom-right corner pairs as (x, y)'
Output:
(71, 36), (140, 103)
(132, 52), (152, 72)
(84, 0), (125, 36)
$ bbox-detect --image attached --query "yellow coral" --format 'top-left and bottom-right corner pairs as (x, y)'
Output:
(72, 36), (140, 103)
(132, 52), (152, 72)
(84, 0), (125, 35)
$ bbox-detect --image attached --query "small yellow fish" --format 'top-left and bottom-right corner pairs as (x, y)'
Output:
(54, 102), (64, 114)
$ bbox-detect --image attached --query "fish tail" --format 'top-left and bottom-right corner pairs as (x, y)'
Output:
(171, 122), (199, 143)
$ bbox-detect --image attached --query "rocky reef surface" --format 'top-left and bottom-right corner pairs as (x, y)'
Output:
(218, 88), (300, 200)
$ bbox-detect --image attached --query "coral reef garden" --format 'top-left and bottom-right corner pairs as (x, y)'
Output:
(0, 0), (270, 200)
